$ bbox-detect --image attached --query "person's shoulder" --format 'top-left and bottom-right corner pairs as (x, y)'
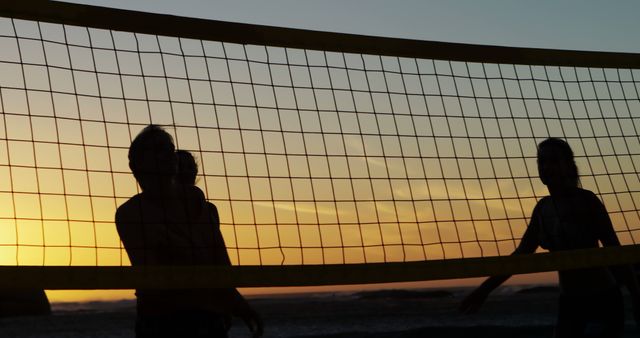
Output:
(574, 187), (601, 203)
(115, 194), (143, 221)
(530, 195), (554, 221)
(575, 187), (596, 196)
(117, 193), (143, 210)
(190, 185), (206, 200)
(204, 200), (220, 225)
(533, 195), (552, 210)
(538, 195), (552, 202)
(176, 184), (206, 203)
(205, 200), (219, 214)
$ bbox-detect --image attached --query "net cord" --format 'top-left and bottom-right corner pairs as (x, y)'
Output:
(0, 1), (639, 68)
(1, 244), (639, 289)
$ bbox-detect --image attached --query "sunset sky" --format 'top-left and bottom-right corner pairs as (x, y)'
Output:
(1, 0), (639, 302)
(63, 0), (640, 53)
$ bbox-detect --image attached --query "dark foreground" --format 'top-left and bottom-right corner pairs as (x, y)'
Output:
(296, 326), (556, 338)
(1, 288), (638, 337)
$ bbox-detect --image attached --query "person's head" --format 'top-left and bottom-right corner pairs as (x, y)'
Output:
(176, 149), (198, 186)
(537, 137), (579, 190)
(128, 125), (177, 192)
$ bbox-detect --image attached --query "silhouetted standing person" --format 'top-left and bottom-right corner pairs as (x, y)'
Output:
(115, 125), (262, 338)
(176, 149), (198, 186)
(175, 148), (236, 330)
(460, 138), (640, 338)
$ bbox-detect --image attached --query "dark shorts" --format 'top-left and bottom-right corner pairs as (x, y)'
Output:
(555, 288), (624, 338)
(136, 312), (228, 338)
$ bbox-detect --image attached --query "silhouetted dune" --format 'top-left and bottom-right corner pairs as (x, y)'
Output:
(354, 289), (453, 300)
(515, 286), (560, 295)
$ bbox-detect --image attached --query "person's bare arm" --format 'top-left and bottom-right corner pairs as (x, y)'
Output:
(202, 288), (262, 337)
(227, 289), (263, 338)
(205, 202), (263, 336)
(592, 193), (640, 326)
(460, 211), (539, 314)
(115, 202), (152, 266)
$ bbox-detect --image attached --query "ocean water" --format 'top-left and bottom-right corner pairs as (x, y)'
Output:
(1, 287), (638, 338)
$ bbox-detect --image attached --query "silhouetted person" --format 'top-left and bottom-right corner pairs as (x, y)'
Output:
(0, 289), (50, 317)
(115, 125), (262, 338)
(460, 137), (640, 338)
(176, 149), (198, 186)
(175, 148), (235, 330)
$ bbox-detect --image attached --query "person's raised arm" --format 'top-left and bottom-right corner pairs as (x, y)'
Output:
(459, 211), (540, 314)
(204, 202), (263, 336)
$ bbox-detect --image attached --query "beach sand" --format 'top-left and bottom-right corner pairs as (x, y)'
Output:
(1, 288), (638, 337)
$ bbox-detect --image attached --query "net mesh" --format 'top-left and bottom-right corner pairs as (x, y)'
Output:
(1, 6), (640, 272)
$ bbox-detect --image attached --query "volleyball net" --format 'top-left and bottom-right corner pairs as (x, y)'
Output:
(1, 1), (640, 288)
